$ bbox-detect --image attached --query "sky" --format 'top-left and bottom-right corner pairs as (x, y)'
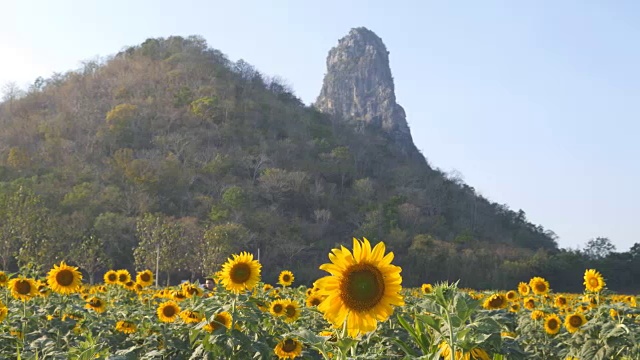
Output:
(1, 0), (639, 251)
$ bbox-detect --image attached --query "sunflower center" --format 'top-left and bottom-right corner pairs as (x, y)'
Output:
(214, 314), (228, 326)
(16, 280), (32, 295)
(283, 275), (291, 282)
(282, 339), (297, 353)
(0, 274), (7, 282)
(340, 264), (385, 312)
(547, 318), (558, 329)
(273, 304), (283, 313)
(569, 315), (582, 327)
(55, 269), (75, 286)
(140, 273), (151, 282)
(107, 273), (117, 281)
(589, 278), (599, 287)
(118, 274), (127, 282)
(285, 305), (296, 317)
(489, 296), (504, 308)
(163, 305), (177, 317)
(535, 283), (546, 292)
(311, 298), (321, 306)
(558, 298), (566, 305)
(230, 263), (251, 284)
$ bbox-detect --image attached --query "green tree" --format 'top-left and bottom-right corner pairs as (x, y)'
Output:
(69, 234), (109, 284)
(199, 223), (250, 277)
(134, 213), (182, 286)
(583, 236), (615, 260)
(0, 186), (52, 271)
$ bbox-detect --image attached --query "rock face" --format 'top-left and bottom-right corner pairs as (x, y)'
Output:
(315, 27), (416, 151)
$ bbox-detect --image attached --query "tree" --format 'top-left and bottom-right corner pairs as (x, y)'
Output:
(0, 186), (51, 271)
(198, 223), (250, 277)
(583, 237), (616, 260)
(69, 234), (109, 284)
(2, 81), (24, 111)
(134, 213), (182, 286)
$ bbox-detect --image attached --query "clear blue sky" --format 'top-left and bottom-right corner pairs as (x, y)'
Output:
(2, 1), (639, 251)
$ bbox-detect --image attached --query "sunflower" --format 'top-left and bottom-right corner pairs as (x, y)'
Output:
(116, 269), (131, 285)
(182, 283), (203, 297)
(438, 342), (462, 360)
(469, 348), (491, 360)
(85, 296), (106, 313)
(555, 295), (568, 308)
(531, 310), (545, 320)
(609, 308), (619, 319)
(265, 284), (274, 292)
(10, 329), (23, 340)
(278, 270), (295, 287)
(46, 261), (83, 295)
(0, 271), (8, 287)
(204, 311), (232, 332)
(564, 312), (587, 333)
(123, 281), (136, 291)
(544, 313), (561, 335)
(218, 252), (262, 293)
(270, 299), (287, 317)
(305, 287), (312, 296)
(482, 293), (508, 310)
(283, 300), (301, 323)
(103, 270), (118, 284)
(90, 285), (107, 294)
(624, 295), (637, 307)
(274, 338), (303, 359)
(501, 331), (516, 338)
(115, 320), (136, 334)
(523, 296), (536, 310)
(316, 238), (404, 337)
(529, 277), (550, 295)
(583, 269), (605, 292)
(136, 270), (154, 287)
(157, 301), (181, 323)
(517, 282), (530, 296)
(0, 304), (7, 322)
(36, 280), (51, 297)
(509, 303), (520, 313)
(179, 310), (203, 324)
(306, 294), (324, 307)
(506, 290), (518, 302)
(172, 290), (188, 301)
(421, 283), (433, 294)
(8, 277), (37, 301)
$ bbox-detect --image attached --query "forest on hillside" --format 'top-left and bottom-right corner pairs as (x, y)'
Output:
(0, 35), (637, 291)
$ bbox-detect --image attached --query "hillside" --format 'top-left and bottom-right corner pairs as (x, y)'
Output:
(0, 33), (560, 288)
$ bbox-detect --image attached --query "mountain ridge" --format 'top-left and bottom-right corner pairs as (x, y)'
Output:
(0, 33), (561, 288)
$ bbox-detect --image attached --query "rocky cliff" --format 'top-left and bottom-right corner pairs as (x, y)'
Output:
(315, 27), (417, 153)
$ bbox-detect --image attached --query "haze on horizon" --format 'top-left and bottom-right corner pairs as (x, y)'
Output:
(1, 0), (639, 251)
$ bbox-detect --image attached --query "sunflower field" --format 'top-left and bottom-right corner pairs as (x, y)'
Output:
(0, 238), (638, 359)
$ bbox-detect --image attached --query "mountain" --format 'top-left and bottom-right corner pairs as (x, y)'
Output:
(0, 33), (560, 288)
(316, 27), (416, 155)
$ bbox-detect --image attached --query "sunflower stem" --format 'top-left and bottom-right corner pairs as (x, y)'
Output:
(444, 310), (455, 360)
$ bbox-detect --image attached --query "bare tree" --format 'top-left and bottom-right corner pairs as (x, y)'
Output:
(2, 82), (24, 112)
